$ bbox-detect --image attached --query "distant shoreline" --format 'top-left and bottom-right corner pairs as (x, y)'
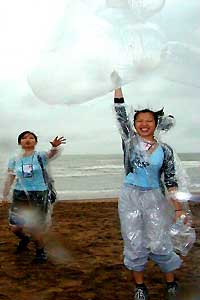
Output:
(1, 193), (200, 204)
(49, 153), (200, 158)
(56, 192), (200, 203)
(58, 198), (118, 203)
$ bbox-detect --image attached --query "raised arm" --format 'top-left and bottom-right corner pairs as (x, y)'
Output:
(114, 87), (132, 141)
(46, 136), (66, 159)
(111, 71), (133, 140)
(114, 86), (136, 175)
(114, 87), (123, 99)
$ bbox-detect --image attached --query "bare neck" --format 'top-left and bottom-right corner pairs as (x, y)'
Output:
(140, 135), (155, 143)
(22, 148), (35, 157)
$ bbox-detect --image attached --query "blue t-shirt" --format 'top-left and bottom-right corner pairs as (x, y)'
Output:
(124, 145), (164, 188)
(8, 151), (48, 191)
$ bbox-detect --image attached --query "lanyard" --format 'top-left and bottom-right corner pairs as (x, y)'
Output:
(21, 152), (35, 178)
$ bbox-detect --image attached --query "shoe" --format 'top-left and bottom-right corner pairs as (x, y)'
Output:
(134, 286), (148, 300)
(34, 248), (48, 263)
(14, 236), (30, 254)
(167, 281), (179, 299)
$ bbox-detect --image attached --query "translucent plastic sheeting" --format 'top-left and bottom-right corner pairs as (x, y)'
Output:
(83, 0), (166, 23)
(28, 22), (165, 105)
(160, 42), (200, 89)
(45, 232), (73, 264)
(105, 0), (166, 21)
(27, 0), (199, 105)
(116, 23), (166, 74)
(170, 214), (196, 256)
(9, 207), (52, 232)
(114, 101), (196, 256)
(27, 3), (117, 105)
(28, 50), (114, 105)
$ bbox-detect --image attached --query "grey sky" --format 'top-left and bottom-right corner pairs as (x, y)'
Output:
(0, 0), (199, 155)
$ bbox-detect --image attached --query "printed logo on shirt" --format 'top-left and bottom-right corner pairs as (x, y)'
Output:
(22, 164), (33, 178)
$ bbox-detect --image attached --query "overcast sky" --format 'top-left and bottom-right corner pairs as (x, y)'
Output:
(0, 0), (199, 156)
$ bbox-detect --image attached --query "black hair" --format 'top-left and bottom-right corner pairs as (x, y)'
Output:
(18, 131), (38, 144)
(134, 108), (164, 127)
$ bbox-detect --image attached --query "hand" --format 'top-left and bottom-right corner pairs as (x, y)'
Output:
(174, 210), (188, 224)
(110, 70), (122, 89)
(50, 136), (66, 147)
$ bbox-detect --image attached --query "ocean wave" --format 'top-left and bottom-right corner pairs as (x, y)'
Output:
(182, 161), (200, 168)
(75, 165), (123, 170)
(57, 189), (119, 200)
(190, 183), (200, 188)
(53, 171), (122, 178)
(58, 189), (117, 194)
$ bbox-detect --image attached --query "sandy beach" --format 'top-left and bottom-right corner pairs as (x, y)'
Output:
(0, 198), (200, 300)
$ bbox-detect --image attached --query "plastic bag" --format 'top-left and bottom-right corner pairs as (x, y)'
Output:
(170, 215), (196, 256)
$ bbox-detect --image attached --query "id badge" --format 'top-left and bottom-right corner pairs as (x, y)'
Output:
(22, 164), (33, 178)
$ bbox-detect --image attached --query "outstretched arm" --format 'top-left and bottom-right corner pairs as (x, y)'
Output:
(46, 136), (66, 159)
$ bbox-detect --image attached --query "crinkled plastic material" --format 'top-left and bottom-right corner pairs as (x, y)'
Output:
(114, 101), (196, 257)
(119, 184), (174, 256)
(170, 152), (192, 197)
(160, 42), (200, 89)
(83, 0), (166, 21)
(105, 0), (166, 21)
(28, 21), (166, 105)
(27, 0), (167, 105)
(9, 206), (52, 232)
(156, 115), (175, 132)
(115, 23), (166, 74)
(170, 215), (196, 256)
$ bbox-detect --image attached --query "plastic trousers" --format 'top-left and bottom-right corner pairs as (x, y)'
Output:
(118, 184), (182, 272)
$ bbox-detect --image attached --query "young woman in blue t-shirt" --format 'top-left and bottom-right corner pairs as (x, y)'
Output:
(2, 131), (66, 262)
(112, 82), (187, 300)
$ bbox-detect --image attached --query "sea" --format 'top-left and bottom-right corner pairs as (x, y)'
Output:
(45, 153), (200, 200)
(0, 153), (199, 201)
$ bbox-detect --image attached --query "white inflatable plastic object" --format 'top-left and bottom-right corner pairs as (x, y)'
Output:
(160, 42), (200, 89)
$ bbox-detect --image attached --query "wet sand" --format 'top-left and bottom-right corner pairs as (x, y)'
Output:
(0, 199), (200, 300)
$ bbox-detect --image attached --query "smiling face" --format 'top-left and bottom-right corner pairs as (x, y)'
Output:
(134, 112), (156, 140)
(19, 133), (37, 150)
